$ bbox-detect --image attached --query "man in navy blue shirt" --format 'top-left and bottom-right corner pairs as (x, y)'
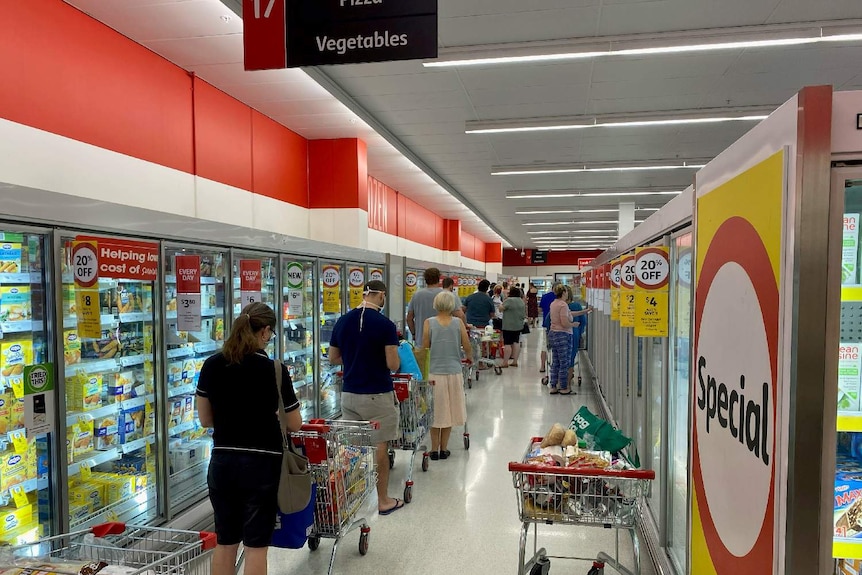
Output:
(539, 284), (559, 374)
(462, 279), (495, 327)
(329, 280), (404, 515)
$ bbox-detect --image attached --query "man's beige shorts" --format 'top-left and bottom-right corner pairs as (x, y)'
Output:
(341, 391), (400, 444)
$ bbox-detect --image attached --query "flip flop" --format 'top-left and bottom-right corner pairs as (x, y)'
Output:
(559, 389), (572, 395)
(379, 499), (405, 516)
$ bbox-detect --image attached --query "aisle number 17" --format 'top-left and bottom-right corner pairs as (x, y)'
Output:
(252, 0), (276, 18)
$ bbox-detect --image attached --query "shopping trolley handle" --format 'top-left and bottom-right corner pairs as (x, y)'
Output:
(508, 461), (656, 480)
(199, 531), (217, 551)
(391, 373), (415, 381)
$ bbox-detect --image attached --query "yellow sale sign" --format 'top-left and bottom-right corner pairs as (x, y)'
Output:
(634, 247), (669, 337)
(620, 253), (636, 328)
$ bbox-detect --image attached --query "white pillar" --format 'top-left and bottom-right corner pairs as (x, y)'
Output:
(618, 202), (636, 238)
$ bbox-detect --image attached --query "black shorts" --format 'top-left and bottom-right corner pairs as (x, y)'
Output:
(208, 450), (281, 547)
(502, 329), (521, 345)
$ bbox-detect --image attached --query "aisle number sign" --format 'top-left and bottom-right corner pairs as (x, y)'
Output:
(322, 265), (341, 314)
(610, 259), (622, 321)
(348, 267), (365, 309)
(404, 272), (418, 303)
(620, 254), (636, 328)
(691, 151), (785, 575)
(634, 247), (669, 337)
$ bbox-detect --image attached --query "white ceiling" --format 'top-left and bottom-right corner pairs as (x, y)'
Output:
(65, 0), (862, 249)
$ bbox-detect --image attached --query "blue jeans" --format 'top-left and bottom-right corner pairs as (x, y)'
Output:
(548, 331), (573, 390)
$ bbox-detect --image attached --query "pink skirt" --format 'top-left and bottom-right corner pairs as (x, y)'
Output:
(429, 373), (467, 428)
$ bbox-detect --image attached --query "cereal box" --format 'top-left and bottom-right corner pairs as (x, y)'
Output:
(0, 243), (22, 274)
(0, 287), (31, 323)
(63, 330), (81, 365)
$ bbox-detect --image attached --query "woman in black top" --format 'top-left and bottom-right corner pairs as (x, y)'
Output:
(196, 302), (302, 575)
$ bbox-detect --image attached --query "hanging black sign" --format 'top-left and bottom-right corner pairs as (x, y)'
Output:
(286, 0), (438, 67)
(531, 250), (549, 264)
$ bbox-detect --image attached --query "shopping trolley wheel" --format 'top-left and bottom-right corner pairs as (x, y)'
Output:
(403, 484), (413, 504)
(578, 376), (582, 387)
(541, 376), (549, 386)
(422, 453), (429, 472)
(388, 449), (395, 470)
(475, 371), (480, 381)
(530, 556), (550, 575)
(586, 561), (604, 575)
(308, 536), (320, 551)
(359, 531), (369, 556)
(467, 378), (472, 389)
(494, 366), (503, 375)
(464, 435), (470, 450)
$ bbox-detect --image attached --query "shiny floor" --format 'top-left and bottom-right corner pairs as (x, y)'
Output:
(267, 331), (657, 575)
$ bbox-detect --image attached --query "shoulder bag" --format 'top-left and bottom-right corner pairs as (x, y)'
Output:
(274, 359), (313, 514)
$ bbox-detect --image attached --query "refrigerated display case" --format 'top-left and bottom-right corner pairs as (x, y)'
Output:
(60, 234), (159, 529)
(318, 262), (345, 419)
(0, 229), (53, 543)
(282, 258), (315, 422)
(162, 245), (226, 515)
(232, 252), (278, 359)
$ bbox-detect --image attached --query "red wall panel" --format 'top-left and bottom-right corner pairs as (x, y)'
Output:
(503, 248), (603, 266)
(367, 177), (398, 235)
(252, 111), (308, 207)
(194, 78), (252, 191)
(0, 0), (194, 173)
(309, 139), (367, 209)
(444, 220), (461, 252)
(461, 230), (485, 261)
(485, 243), (503, 263)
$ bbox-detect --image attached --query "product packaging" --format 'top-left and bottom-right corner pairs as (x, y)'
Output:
(840, 343), (862, 412)
(0, 287), (31, 323)
(846, 213), (861, 285)
(0, 244), (22, 274)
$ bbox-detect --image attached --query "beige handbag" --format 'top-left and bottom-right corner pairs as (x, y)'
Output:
(274, 359), (312, 514)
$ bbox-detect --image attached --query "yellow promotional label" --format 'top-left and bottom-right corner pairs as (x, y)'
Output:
(620, 289), (635, 327)
(9, 430), (26, 454)
(348, 288), (363, 309)
(610, 289), (620, 320)
(9, 485), (27, 509)
(79, 462), (92, 481)
(634, 291), (668, 337)
(634, 246), (670, 337)
(322, 288), (340, 314)
(75, 289), (102, 339)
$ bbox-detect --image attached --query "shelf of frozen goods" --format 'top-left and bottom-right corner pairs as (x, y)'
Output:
(283, 347), (312, 361)
(121, 393), (154, 411)
(166, 275), (219, 285)
(63, 314), (119, 329)
(68, 448), (121, 476)
(65, 358), (121, 378)
(67, 403), (119, 427)
(167, 347), (194, 359)
(283, 316), (314, 326)
(0, 477), (50, 507)
(118, 312), (151, 323)
(0, 273), (40, 285)
(121, 435), (155, 455)
(169, 421), (195, 436)
(71, 485), (156, 530)
(119, 354), (153, 368)
(193, 341), (218, 354)
(169, 384), (196, 399)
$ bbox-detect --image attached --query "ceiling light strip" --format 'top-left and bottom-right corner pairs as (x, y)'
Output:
(494, 162), (706, 176)
(507, 189), (682, 199)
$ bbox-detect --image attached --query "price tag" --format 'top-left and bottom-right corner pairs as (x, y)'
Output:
(80, 461), (92, 481)
(288, 290), (303, 316)
(105, 509), (119, 522)
(240, 291), (262, 308)
(176, 294), (201, 332)
(9, 430), (27, 454)
(10, 380), (23, 400)
(75, 288), (102, 339)
(9, 485), (28, 508)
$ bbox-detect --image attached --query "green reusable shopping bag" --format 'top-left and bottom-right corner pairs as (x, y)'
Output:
(569, 406), (640, 467)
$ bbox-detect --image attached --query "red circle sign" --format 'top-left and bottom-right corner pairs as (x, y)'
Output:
(635, 247), (670, 290)
(72, 242), (99, 288)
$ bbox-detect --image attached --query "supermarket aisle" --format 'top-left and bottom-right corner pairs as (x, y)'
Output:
(267, 331), (654, 575)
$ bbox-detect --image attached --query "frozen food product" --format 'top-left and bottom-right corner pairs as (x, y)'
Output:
(71, 418), (94, 458)
(840, 343), (862, 412)
(845, 214), (860, 285)
(63, 330), (81, 365)
(94, 416), (119, 450)
(0, 287), (31, 322)
(0, 243), (22, 274)
(108, 371), (133, 402)
(119, 405), (145, 444)
(1, 340), (32, 392)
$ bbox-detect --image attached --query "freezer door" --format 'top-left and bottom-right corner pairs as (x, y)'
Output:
(319, 262), (344, 419)
(281, 258), (316, 422)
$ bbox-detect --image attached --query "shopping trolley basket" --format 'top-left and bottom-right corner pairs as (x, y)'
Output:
(386, 375), (432, 503)
(509, 438), (655, 575)
(293, 419), (377, 575)
(0, 522), (215, 575)
(471, 328), (503, 376)
(459, 360), (472, 451)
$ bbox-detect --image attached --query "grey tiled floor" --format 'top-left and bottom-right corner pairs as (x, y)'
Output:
(266, 331), (657, 575)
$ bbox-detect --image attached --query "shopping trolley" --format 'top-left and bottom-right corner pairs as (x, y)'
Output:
(386, 374), (433, 503)
(471, 328), (503, 376)
(0, 522), (215, 575)
(294, 419), (377, 575)
(509, 439), (655, 575)
(460, 360), (473, 451)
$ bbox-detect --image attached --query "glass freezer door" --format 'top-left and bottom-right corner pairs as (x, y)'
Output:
(61, 234), (159, 529)
(281, 259), (315, 422)
(232, 253), (278, 360)
(0, 230), (53, 543)
(163, 246), (226, 514)
(319, 262), (344, 419)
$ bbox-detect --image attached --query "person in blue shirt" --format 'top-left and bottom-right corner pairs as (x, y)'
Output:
(538, 284), (559, 374)
(329, 280), (404, 516)
(565, 285), (593, 384)
(462, 279), (495, 327)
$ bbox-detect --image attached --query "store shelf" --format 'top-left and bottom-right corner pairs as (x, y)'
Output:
(193, 341), (218, 354)
(67, 404), (117, 426)
(0, 273), (39, 284)
(121, 435), (155, 454)
(167, 347), (194, 360)
(63, 314), (118, 329)
(835, 539), (862, 559)
(121, 394), (154, 411)
(68, 448), (121, 476)
(118, 312), (151, 323)
(169, 384), (196, 399)
(284, 347), (312, 360)
(119, 354), (152, 368)
(838, 412), (862, 432)
(65, 358), (121, 378)
(283, 316), (314, 326)
(0, 320), (34, 334)
(166, 275), (218, 285)
(70, 486), (155, 530)
(169, 421), (195, 436)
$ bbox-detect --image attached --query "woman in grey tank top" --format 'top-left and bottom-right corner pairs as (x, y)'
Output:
(422, 291), (473, 460)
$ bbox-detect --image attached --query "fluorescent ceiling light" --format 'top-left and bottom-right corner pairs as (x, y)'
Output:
(516, 208), (657, 215)
(522, 220), (643, 226)
(528, 229), (616, 234)
(468, 113), (769, 135)
(532, 236), (618, 240)
(507, 190), (681, 199)
(493, 161), (706, 176)
(424, 24), (862, 68)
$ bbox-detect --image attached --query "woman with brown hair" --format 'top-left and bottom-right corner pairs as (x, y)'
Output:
(196, 303), (302, 575)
